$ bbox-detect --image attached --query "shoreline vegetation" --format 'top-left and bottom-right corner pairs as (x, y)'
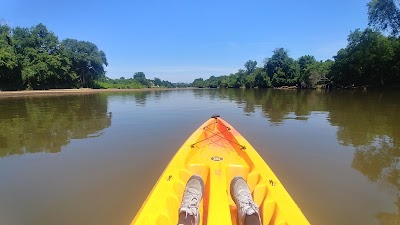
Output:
(191, 0), (400, 90)
(1, 0), (400, 91)
(0, 23), (190, 91)
(190, 28), (400, 90)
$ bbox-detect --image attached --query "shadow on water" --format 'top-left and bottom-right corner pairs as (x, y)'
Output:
(0, 94), (112, 157)
(199, 88), (400, 224)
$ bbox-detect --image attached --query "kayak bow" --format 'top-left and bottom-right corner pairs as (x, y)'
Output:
(131, 116), (310, 225)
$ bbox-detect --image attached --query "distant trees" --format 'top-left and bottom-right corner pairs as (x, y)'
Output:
(96, 72), (187, 89)
(264, 48), (300, 87)
(189, 1), (400, 89)
(244, 60), (257, 74)
(0, 23), (108, 90)
(0, 23), (182, 90)
(191, 28), (400, 89)
(192, 78), (206, 88)
(152, 77), (176, 88)
(133, 72), (149, 87)
(191, 49), (333, 89)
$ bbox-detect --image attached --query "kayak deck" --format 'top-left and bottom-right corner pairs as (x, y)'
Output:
(131, 117), (310, 225)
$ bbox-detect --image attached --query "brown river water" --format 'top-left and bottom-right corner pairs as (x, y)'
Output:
(0, 89), (399, 225)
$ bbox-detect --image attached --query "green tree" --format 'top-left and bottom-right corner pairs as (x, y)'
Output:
(61, 38), (108, 88)
(153, 77), (162, 86)
(133, 72), (149, 86)
(297, 55), (317, 87)
(12, 24), (74, 89)
(192, 78), (206, 87)
(244, 60), (257, 74)
(227, 74), (241, 88)
(0, 23), (109, 90)
(254, 68), (271, 88)
(207, 75), (220, 88)
(297, 55), (333, 88)
(0, 25), (22, 90)
(236, 69), (247, 87)
(245, 73), (256, 88)
(368, 0), (400, 36)
(219, 76), (229, 88)
(330, 28), (396, 87)
(264, 48), (299, 87)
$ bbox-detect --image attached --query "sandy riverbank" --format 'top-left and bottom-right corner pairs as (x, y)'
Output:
(0, 88), (195, 98)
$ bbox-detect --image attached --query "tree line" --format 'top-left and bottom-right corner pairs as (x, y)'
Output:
(2, 0), (399, 90)
(192, 31), (400, 89)
(0, 23), (108, 90)
(192, 51), (334, 89)
(0, 23), (186, 91)
(192, 0), (400, 89)
(97, 72), (189, 89)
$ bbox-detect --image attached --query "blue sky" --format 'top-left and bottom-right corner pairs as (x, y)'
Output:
(3, 0), (369, 82)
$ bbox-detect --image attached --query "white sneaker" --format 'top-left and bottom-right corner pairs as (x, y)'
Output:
(179, 175), (204, 225)
(230, 176), (262, 225)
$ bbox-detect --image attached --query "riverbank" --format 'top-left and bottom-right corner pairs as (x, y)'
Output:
(0, 88), (196, 98)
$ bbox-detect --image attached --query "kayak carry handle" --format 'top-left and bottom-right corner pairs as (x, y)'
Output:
(211, 114), (220, 118)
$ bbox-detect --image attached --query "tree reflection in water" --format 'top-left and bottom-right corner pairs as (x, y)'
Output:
(207, 88), (400, 224)
(0, 89), (398, 224)
(0, 94), (112, 157)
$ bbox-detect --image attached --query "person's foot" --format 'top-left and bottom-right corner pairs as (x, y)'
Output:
(230, 176), (262, 225)
(178, 175), (204, 225)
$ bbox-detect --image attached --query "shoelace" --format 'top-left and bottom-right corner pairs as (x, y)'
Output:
(181, 188), (202, 217)
(237, 190), (259, 215)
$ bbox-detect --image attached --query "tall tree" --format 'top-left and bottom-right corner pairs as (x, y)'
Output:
(331, 28), (395, 86)
(192, 78), (205, 88)
(368, 0), (400, 36)
(253, 67), (271, 88)
(61, 38), (108, 88)
(298, 55), (317, 74)
(244, 60), (257, 74)
(264, 48), (299, 86)
(12, 24), (73, 89)
(133, 72), (149, 86)
(297, 55), (317, 87)
(0, 25), (21, 90)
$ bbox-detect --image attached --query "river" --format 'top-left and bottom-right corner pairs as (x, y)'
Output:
(0, 89), (399, 225)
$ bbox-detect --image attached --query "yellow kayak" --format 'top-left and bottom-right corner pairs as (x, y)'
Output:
(131, 115), (310, 225)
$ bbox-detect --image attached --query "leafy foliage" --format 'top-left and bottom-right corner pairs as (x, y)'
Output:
(61, 38), (107, 88)
(0, 23), (107, 90)
(368, 0), (400, 36)
(244, 60), (257, 74)
(191, 28), (400, 89)
(0, 25), (21, 90)
(264, 48), (300, 86)
(191, 49), (332, 89)
(96, 73), (189, 89)
(330, 28), (400, 87)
